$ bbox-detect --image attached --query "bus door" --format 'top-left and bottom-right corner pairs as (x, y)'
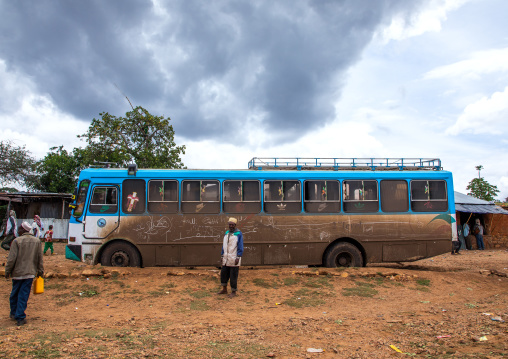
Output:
(83, 185), (120, 239)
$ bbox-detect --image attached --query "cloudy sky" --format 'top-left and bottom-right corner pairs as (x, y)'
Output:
(1, 0), (507, 200)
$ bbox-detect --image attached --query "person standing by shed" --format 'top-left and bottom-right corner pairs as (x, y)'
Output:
(1, 210), (18, 251)
(473, 219), (485, 250)
(31, 215), (44, 239)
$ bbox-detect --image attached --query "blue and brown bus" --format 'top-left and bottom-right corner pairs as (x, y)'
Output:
(65, 157), (457, 267)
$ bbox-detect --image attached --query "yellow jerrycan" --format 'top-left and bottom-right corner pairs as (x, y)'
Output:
(33, 276), (44, 294)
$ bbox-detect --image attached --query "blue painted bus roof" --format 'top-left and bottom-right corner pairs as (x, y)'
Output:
(79, 168), (453, 181)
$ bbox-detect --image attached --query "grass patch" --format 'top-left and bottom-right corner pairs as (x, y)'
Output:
(284, 288), (326, 308)
(45, 282), (70, 291)
(342, 281), (378, 298)
(112, 279), (125, 288)
(195, 341), (280, 358)
(190, 300), (210, 311)
(283, 277), (300, 286)
(187, 289), (212, 299)
(465, 303), (478, 308)
(77, 284), (99, 297)
(252, 278), (278, 289)
(149, 284), (177, 297)
(304, 277), (331, 288)
(20, 332), (66, 358)
(416, 278), (431, 286)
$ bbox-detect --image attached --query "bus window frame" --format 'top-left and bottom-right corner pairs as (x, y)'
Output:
(342, 179), (379, 213)
(263, 179), (302, 214)
(303, 180), (341, 214)
(410, 180), (448, 201)
(88, 185), (119, 214)
(380, 179), (409, 213)
(122, 179), (146, 214)
(410, 180), (448, 212)
(223, 180), (261, 214)
(181, 179), (221, 214)
(147, 179), (179, 214)
(72, 180), (90, 218)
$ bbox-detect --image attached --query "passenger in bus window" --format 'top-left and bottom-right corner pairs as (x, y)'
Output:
(217, 217), (244, 298)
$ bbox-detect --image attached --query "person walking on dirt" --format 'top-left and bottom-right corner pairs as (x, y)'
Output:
(1, 210), (18, 251)
(43, 225), (54, 255)
(217, 217), (244, 298)
(473, 219), (485, 250)
(5, 221), (44, 326)
(31, 214), (44, 239)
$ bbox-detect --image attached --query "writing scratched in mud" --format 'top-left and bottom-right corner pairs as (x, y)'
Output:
(133, 216), (227, 243)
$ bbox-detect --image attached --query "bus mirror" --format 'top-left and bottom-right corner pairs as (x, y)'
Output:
(69, 204), (76, 209)
(128, 164), (137, 176)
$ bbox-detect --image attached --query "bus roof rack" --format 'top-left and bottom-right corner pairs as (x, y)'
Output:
(248, 157), (442, 171)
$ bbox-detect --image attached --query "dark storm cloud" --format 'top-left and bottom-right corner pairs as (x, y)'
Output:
(0, 0), (425, 140)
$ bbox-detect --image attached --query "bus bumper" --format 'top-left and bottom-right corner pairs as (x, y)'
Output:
(66, 244), (82, 262)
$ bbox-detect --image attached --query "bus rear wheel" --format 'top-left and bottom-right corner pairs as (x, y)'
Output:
(101, 242), (141, 267)
(324, 242), (363, 267)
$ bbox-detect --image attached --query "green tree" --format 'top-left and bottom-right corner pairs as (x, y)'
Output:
(26, 146), (79, 193)
(77, 106), (185, 169)
(0, 140), (35, 187)
(466, 165), (500, 201)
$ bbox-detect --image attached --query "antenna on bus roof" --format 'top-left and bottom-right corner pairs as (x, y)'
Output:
(248, 157), (442, 171)
(114, 83), (135, 110)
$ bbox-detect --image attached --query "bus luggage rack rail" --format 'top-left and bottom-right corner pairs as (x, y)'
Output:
(248, 157), (442, 171)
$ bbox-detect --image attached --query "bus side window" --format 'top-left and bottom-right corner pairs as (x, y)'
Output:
(343, 180), (379, 213)
(122, 179), (146, 214)
(182, 180), (220, 214)
(410, 180), (448, 212)
(73, 180), (90, 217)
(264, 180), (301, 214)
(304, 180), (340, 213)
(89, 187), (118, 214)
(381, 180), (409, 212)
(223, 180), (261, 214)
(148, 180), (179, 213)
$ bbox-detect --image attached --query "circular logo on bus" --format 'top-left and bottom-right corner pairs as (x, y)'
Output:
(97, 218), (106, 228)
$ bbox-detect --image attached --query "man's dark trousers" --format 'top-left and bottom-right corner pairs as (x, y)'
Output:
(220, 266), (239, 292)
(10, 278), (33, 320)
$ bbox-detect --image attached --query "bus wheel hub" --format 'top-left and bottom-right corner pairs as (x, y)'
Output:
(112, 251), (129, 266)
(338, 255), (350, 266)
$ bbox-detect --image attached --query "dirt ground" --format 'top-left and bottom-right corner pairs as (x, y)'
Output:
(0, 243), (507, 359)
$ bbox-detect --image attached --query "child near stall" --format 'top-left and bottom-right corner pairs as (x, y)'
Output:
(43, 225), (54, 255)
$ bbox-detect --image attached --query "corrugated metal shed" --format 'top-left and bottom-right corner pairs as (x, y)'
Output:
(455, 191), (508, 214)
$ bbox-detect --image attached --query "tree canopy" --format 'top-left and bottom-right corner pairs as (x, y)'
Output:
(466, 165), (500, 202)
(77, 106), (185, 169)
(0, 140), (35, 187)
(26, 146), (80, 193)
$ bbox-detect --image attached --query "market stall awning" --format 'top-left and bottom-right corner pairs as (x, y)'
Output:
(455, 191), (508, 214)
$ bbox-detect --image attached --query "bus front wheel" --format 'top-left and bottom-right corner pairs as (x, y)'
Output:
(324, 242), (363, 267)
(101, 242), (141, 267)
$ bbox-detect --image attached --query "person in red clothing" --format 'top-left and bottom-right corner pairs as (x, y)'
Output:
(43, 225), (54, 255)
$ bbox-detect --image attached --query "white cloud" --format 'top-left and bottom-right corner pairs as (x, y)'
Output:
(181, 120), (384, 170)
(0, 59), (89, 159)
(446, 86), (508, 135)
(499, 176), (508, 201)
(377, 0), (469, 42)
(424, 47), (508, 80)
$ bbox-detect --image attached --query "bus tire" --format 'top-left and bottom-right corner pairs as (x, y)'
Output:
(101, 242), (141, 267)
(324, 242), (363, 267)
